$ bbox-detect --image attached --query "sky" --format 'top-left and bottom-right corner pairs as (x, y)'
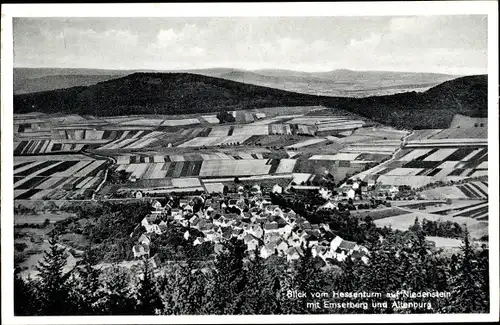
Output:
(13, 16), (488, 75)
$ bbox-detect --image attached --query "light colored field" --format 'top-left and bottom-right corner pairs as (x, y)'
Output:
(317, 122), (364, 131)
(292, 173), (313, 184)
(14, 161), (45, 173)
(233, 125), (269, 136)
(449, 114), (488, 129)
(385, 168), (425, 176)
(116, 156), (132, 165)
(437, 161), (460, 169)
(85, 130), (105, 140)
(83, 176), (100, 189)
(426, 236), (463, 248)
(209, 126), (231, 137)
(376, 175), (434, 188)
(199, 160), (271, 177)
(275, 159), (297, 174)
(53, 161), (92, 177)
(130, 163), (149, 179)
(104, 138), (137, 150)
(471, 170), (488, 177)
(149, 163), (167, 179)
(423, 148), (457, 161)
(399, 149), (432, 161)
(36, 177), (65, 190)
(153, 155), (165, 163)
(286, 138), (327, 149)
(335, 135), (376, 144)
(201, 115), (220, 124)
(420, 186), (469, 200)
(73, 160), (106, 177)
(204, 182), (225, 193)
(171, 178), (201, 188)
(309, 153), (360, 161)
(75, 176), (92, 189)
(119, 119), (164, 126)
(161, 118), (200, 126)
(477, 161), (488, 169)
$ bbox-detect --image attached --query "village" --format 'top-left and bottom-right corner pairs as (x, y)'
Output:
(129, 180), (408, 268)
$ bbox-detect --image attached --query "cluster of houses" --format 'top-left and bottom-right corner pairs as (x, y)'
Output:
(131, 187), (370, 267)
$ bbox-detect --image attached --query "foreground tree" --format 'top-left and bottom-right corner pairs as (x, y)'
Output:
(70, 252), (104, 314)
(34, 236), (74, 315)
(447, 228), (489, 313)
(135, 258), (163, 315)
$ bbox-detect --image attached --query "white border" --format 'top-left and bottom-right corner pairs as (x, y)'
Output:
(1, 2), (499, 324)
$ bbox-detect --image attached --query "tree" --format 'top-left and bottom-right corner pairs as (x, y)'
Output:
(70, 251), (103, 314)
(14, 270), (39, 315)
(101, 265), (137, 315)
(136, 258), (163, 315)
(34, 236), (74, 315)
(202, 238), (247, 314)
(446, 228), (489, 313)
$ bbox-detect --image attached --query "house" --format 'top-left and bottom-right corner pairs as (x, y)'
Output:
(263, 222), (279, 233)
(138, 234), (151, 246)
(214, 243), (225, 254)
(193, 237), (206, 246)
(319, 188), (332, 200)
(149, 254), (162, 268)
(151, 200), (163, 211)
(336, 239), (358, 255)
(264, 231), (280, 244)
(141, 216), (161, 234)
(347, 188), (356, 199)
(158, 220), (168, 233)
(260, 243), (277, 259)
(132, 243), (150, 258)
(312, 245), (328, 258)
(246, 224), (264, 238)
(286, 247), (304, 261)
(318, 201), (337, 211)
(244, 234), (261, 251)
(272, 184), (283, 194)
(251, 184), (262, 195)
(376, 184), (399, 197)
(232, 228), (244, 239)
(330, 236), (343, 252)
(274, 239), (289, 255)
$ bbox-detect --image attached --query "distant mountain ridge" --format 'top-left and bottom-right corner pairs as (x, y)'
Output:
(13, 72), (487, 130)
(14, 67), (457, 97)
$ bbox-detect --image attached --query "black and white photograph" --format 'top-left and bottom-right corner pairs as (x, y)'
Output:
(1, 2), (498, 323)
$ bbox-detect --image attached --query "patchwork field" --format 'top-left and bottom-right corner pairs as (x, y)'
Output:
(13, 155), (107, 200)
(362, 144), (488, 187)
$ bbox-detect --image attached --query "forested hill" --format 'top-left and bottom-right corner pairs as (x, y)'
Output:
(316, 75), (488, 129)
(13, 73), (322, 116)
(14, 73), (487, 129)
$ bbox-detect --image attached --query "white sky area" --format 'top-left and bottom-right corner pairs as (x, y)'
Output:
(13, 16), (487, 75)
